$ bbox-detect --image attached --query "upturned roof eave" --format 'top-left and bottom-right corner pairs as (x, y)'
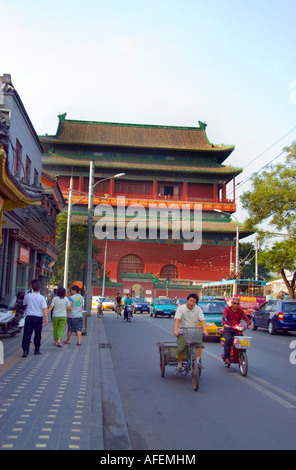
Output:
(40, 136), (235, 155)
(0, 148), (42, 207)
(42, 154), (242, 177)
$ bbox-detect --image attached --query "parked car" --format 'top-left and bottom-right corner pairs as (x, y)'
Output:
(251, 299), (296, 335)
(198, 299), (227, 340)
(150, 298), (176, 318)
(133, 298), (150, 314)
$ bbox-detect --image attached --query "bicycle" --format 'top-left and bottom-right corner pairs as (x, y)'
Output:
(97, 302), (103, 318)
(115, 304), (122, 318)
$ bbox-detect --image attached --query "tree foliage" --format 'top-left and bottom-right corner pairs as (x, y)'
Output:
(241, 143), (296, 297)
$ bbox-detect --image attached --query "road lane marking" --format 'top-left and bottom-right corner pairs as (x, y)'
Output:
(233, 374), (296, 409)
(247, 374), (296, 403)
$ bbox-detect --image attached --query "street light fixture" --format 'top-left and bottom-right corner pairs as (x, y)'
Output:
(214, 209), (240, 278)
(63, 166), (126, 307)
(85, 169), (125, 314)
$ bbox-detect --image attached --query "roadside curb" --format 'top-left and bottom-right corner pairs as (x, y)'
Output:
(97, 315), (132, 450)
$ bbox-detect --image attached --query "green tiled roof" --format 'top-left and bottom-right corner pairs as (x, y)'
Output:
(40, 115), (235, 164)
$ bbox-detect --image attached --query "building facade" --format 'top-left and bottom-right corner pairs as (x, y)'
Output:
(41, 114), (251, 299)
(0, 74), (64, 300)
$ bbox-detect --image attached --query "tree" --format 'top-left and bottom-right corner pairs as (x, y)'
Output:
(53, 212), (102, 287)
(241, 143), (296, 298)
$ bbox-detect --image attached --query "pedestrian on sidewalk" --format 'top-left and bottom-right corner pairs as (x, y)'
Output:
(63, 285), (84, 346)
(48, 286), (71, 347)
(21, 279), (48, 357)
(47, 288), (57, 320)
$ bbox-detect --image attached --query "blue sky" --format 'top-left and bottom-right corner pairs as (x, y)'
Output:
(1, 0), (296, 228)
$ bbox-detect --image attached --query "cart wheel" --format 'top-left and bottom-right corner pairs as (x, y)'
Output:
(160, 353), (165, 377)
(191, 359), (199, 391)
(239, 352), (248, 377)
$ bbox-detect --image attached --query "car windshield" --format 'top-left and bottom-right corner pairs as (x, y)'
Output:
(283, 302), (296, 312)
(135, 298), (146, 303)
(199, 301), (226, 313)
(155, 299), (174, 305)
(177, 299), (186, 304)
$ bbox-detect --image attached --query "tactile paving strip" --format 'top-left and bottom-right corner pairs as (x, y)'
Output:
(0, 316), (103, 450)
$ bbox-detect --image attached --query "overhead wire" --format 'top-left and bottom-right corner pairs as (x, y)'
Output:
(226, 125), (296, 200)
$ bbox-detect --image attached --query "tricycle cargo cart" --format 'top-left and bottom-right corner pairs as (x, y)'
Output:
(156, 327), (203, 391)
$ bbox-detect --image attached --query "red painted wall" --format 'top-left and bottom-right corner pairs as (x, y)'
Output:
(93, 239), (231, 283)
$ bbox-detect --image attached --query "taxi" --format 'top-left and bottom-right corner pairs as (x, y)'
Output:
(198, 299), (227, 341)
(102, 298), (114, 310)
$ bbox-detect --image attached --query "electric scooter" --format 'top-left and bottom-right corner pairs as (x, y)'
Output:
(125, 304), (133, 322)
(220, 324), (252, 377)
(0, 292), (26, 337)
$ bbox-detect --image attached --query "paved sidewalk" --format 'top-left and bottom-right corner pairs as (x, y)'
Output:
(0, 313), (131, 450)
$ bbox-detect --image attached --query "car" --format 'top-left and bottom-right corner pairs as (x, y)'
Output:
(101, 298), (114, 310)
(175, 298), (187, 307)
(251, 299), (296, 335)
(133, 298), (150, 314)
(150, 298), (176, 318)
(198, 299), (227, 340)
(92, 296), (107, 308)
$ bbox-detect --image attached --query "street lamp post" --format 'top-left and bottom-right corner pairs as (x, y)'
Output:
(84, 170), (125, 314)
(84, 161), (95, 316)
(101, 237), (108, 297)
(63, 165), (126, 314)
(214, 209), (240, 278)
(63, 176), (73, 289)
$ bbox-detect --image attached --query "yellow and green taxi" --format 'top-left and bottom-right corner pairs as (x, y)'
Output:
(198, 299), (227, 341)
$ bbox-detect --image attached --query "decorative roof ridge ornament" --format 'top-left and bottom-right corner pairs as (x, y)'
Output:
(198, 121), (207, 130)
(58, 112), (67, 121)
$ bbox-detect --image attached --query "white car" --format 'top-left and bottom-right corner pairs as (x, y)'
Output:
(102, 298), (114, 310)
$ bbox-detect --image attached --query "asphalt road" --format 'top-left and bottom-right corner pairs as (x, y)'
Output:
(103, 312), (296, 450)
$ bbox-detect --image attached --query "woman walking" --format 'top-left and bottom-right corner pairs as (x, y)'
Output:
(48, 286), (70, 347)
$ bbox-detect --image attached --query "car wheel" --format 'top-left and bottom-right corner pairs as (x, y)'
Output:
(268, 321), (276, 335)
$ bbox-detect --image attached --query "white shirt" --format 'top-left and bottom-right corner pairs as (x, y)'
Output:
(23, 292), (47, 317)
(51, 296), (70, 317)
(174, 303), (205, 331)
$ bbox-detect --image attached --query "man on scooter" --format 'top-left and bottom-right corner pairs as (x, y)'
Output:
(123, 293), (134, 320)
(222, 298), (252, 365)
